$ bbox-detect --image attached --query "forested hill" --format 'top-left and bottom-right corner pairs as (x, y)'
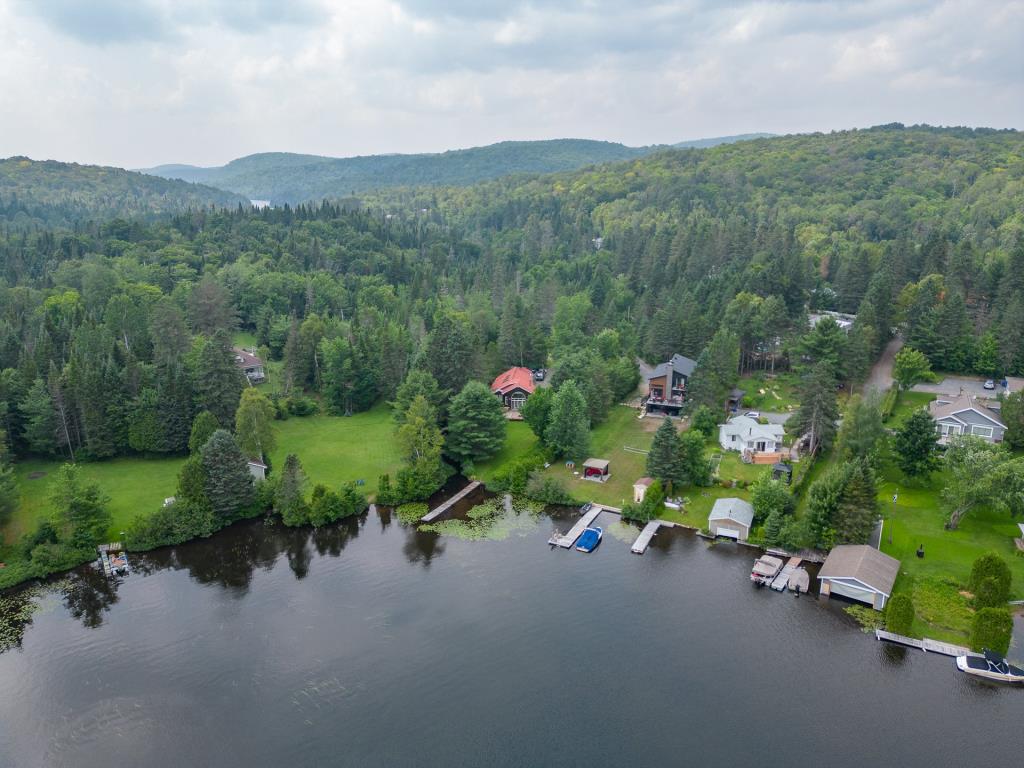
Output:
(0, 157), (250, 228)
(139, 135), (771, 205)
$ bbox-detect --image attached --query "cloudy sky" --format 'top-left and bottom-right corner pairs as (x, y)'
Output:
(0, 0), (1020, 168)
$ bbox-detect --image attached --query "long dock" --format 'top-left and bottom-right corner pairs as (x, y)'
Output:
(770, 556), (802, 591)
(550, 506), (603, 548)
(875, 629), (977, 657)
(420, 481), (482, 522)
(630, 520), (675, 554)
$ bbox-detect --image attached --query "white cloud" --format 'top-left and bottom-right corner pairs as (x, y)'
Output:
(0, 0), (1019, 168)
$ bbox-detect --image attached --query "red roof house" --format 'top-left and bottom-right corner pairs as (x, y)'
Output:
(490, 367), (536, 410)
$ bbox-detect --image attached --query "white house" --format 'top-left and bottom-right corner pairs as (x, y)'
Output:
(708, 497), (754, 540)
(718, 415), (785, 455)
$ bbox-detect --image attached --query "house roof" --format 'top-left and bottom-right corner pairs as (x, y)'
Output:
(583, 458), (610, 471)
(490, 367), (536, 396)
(647, 353), (698, 381)
(634, 477), (654, 488)
(708, 497), (754, 528)
(818, 545), (899, 596)
(247, 458), (268, 469)
(928, 394), (1006, 429)
(233, 347), (263, 369)
(719, 415), (785, 442)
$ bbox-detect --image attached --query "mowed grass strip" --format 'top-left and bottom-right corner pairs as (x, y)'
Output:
(269, 405), (403, 498)
(474, 420), (539, 485)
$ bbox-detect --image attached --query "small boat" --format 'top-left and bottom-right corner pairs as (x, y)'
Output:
(579, 502), (594, 514)
(575, 526), (603, 553)
(97, 543), (130, 577)
(750, 555), (784, 586)
(956, 650), (1024, 684)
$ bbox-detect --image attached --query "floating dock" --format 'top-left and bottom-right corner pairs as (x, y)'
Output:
(421, 481), (482, 522)
(97, 543), (129, 577)
(630, 520), (675, 554)
(770, 556), (802, 591)
(549, 506), (603, 548)
(875, 629), (978, 658)
(788, 567), (810, 593)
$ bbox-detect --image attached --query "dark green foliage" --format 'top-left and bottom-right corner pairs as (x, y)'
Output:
(391, 370), (449, 425)
(837, 393), (885, 463)
(0, 462), (16, 526)
(421, 309), (477, 396)
(970, 608), (1013, 655)
(446, 381), (507, 466)
(797, 318), (848, 381)
(806, 463), (848, 550)
(622, 479), (665, 522)
(686, 329), (740, 409)
(969, 552), (1012, 606)
(833, 458), (878, 545)
(646, 418), (682, 489)
(275, 454), (309, 527)
(544, 381), (590, 460)
(689, 405), (718, 439)
(125, 499), (216, 551)
(234, 388), (276, 459)
(750, 474), (795, 525)
(893, 408), (940, 478)
(194, 331), (244, 428)
(188, 411), (220, 454)
(1001, 391), (1024, 450)
(551, 349), (614, 424)
(307, 482), (367, 527)
(885, 594), (914, 635)
(320, 335), (378, 416)
(48, 463), (111, 550)
(792, 363), (840, 456)
(21, 378), (57, 455)
(521, 386), (555, 443)
(523, 473), (574, 505)
(676, 431), (712, 487)
(127, 388), (163, 453)
(200, 429), (255, 524)
(489, 452), (546, 496)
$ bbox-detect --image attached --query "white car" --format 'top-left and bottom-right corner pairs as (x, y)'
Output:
(744, 411), (761, 419)
(983, 380), (996, 390)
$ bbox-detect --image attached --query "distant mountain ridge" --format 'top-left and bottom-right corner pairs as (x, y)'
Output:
(140, 134), (774, 204)
(0, 156), (249, 228)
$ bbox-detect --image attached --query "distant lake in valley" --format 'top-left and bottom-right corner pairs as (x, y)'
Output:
(1, 506), (1021, 768)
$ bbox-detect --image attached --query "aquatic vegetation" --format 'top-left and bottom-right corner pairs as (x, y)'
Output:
(396, 503), (428, 525)
(420, 498), (538, 541)
(844, 605), (885, 632)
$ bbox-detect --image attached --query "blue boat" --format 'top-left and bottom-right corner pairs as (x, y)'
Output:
(575, 526), (603, 553)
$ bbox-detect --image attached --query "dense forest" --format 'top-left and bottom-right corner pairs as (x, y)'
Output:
(0, 124), (1022, 586)
(0, 158), (248, 229)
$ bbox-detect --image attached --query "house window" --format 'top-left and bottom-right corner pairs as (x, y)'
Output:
(939, 423), (962, 436)
(510, 395), (526, 410)
(971, 425), (993, 438)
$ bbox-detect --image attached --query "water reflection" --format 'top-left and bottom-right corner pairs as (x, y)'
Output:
(403, 528), (446, 567)
(61, 565), (119, 629)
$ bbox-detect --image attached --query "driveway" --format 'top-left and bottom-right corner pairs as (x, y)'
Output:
(913, 375), (1023, 398)
(863, 337), (903, 394)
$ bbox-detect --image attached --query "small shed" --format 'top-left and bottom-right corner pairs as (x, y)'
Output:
(727, 388), (746, 411)
(708, 497), (754, 540)
(633, 477), (654, 503)
(772, 462), (793, 484)
(247, 458), (268, 482)
(582, 458), (610, 482)
(817, 545), (899, 611)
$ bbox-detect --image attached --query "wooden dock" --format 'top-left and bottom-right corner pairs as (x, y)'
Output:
(549, 506), (603, 548)
(630, 520), (675, 554)
(875, 629), (978, 658)
(420, 481), (482, 522)
(770, 556), (802, 591)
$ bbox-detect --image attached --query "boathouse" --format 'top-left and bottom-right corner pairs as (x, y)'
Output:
(707, 497), (754, 540)
(817, 545), (899, 611)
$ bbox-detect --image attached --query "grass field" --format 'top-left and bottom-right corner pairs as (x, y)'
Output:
(4, 456), (186, 546)
(269, 405), (403, 498)
(736, 372), (801, 413)
(885, 391), (936, 427)
(474, 421), (539, 485)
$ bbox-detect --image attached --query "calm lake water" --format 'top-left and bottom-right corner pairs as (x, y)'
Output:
(0, 506), (1021, 768)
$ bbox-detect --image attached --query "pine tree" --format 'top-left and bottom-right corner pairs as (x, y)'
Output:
(689, 405), (718, 439)
(792, 363), (840, 456)
(194, 331), (244, 427)
(275, 454), (309, 527)
(544, 381), (590, 460)
(200, 429), (255, 524)
(646, 417), (682, 489)
(686, 328), (740, 409)
(390, 370), (449, 425)
(49, 463), (111, 551)
(177, 454), (212, 514)
(320, 335), (377, 416)
(421, 308), (477, 395)
(234, 388), (276, 459)
(445, 381), (507, 466)
(21, 377), (57, 455)
(893, 408), (940, 478)
(837, 392), (885, 463)
(677, 431), (712, 486)
(1002, 391), (1024, 450)
(521, 386), (554, 442)
(189, 411), (220, 454)
(127, 388), (163, 453)
(833, 458), (877, 545)
(156, 362), (194, 453)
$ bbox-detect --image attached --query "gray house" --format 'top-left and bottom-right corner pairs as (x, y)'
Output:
(927, 393), (1006, 444)
(708, 497), (754, 540)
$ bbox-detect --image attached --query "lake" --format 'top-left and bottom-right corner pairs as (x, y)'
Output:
(0, 506), (1021, 768)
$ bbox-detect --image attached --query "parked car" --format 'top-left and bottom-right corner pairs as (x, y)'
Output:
(533, 368), (546, 381)
(984, 379), (996, 390)
(743, 411), (761, 419)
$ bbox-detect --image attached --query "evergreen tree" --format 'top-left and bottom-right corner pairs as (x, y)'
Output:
(806, 463), (848, 549)
(544, 381), (590, 460)
(235, 388), (276, 459)
(48, 463), (111, 550)
(893, 408), (940, 478)
(275, 454), (309, 527)
(177, 454), (212, 514)
(194, 331), (244, 428)
(421, 309), (477, 395)
(391, 370), (449, 425)
(646, 418), (682, 489)
(127, 388), (163, 453)
(156, 362), (194, 453)
(188, 411), (220, 454)
(792, 363), (840, 456)
(320, 335), (377, 415)
(837, 392), (885, 463)
(200, 429), (255, 524)
(187, 276), (238, 335)
(1000, 391), (1024, 450)
(833, 458), (877, 545)
(394, 395), (449, 501)
(677, 430), (712, 486)
(521, 386), (554, 443)
(796, 317), (847, 380)
(689, 405), (718, 439)
(445, 381), (507, 466)
(686, 328), (740, 409)
(21, 378), (57, 455)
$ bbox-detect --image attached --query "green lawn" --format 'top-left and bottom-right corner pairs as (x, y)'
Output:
(5, 456), (185, 545)
(474, 420), (539, 485)
(537, 406), (659, 508)
(269, 405), (403, 498)
(736, 372), (801, 413)
(885, 391), (936, 427)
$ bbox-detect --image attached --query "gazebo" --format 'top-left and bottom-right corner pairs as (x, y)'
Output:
(582, 458), (610, 482)
(772, 462), (793, 485)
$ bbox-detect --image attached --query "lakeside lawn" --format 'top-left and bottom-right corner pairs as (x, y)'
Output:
(4, 456), (186, 546)
(474, 420), (539, 485)
(269, 404), (403, 499)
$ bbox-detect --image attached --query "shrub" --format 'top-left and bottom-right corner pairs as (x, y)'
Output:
(969, 552), (1011, 605)
(689, 405), (718, 439)
(286, 395), (319, 416)
(524, 473), (574, 505)
(974, 576), (1008, 609)
(884, 593), (915, 635)
(970, 607), (1013, 655)
(622, 480), (665, 523)
(489, 452), (546, 496)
